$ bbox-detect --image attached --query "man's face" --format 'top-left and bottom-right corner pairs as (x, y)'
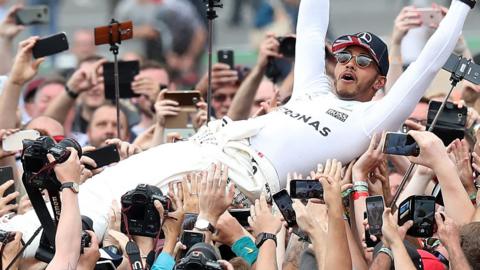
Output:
(334, 46), (384, 102)
(33, 83), (64, 117)
(87, 106), (128, 147)
(250, 80), (275, 117)
(409, 102), (429, 125)
(212, 85), (238, 119)
(79, 61), (105, 110)
(72, 30), (96, 61)
(132, 68), (170, 118)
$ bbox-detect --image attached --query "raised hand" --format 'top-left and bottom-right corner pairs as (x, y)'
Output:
(391, 6), (422, 45)
(248, 194), (282, 236)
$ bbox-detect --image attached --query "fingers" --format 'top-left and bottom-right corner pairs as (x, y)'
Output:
(0, 180), (15, 197)
(154, 200), (165, 218)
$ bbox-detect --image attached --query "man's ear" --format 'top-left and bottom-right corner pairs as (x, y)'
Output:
(373, 76), (387, 91)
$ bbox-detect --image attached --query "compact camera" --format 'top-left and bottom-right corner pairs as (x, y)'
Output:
(398, 195), (436, 238)
(121, 184), (172, 237)
(277, 36), (296, 58)
(175, 242), (222, 270)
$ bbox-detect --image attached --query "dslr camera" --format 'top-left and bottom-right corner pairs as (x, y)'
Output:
(398, 195), (436, 238)
(277, 36), (296, 58)
(175, 242), (222, 270)
(21, 136), (82, 188)
(121, 184), (172, 238)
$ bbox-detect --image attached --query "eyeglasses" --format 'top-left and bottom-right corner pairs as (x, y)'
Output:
(212, 93), (235, 102)
(334, 51), (375, 68)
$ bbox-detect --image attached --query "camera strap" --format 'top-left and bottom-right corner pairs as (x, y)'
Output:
(125, 241), (144, 270)
(5, 226), (42, 270)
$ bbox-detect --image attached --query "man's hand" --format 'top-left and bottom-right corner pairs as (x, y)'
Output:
(105, 139), (141, 161)
(352, 133), (385, 180)
(0, 5), (25, 40)
(9, 37), (45, 86)
(198, 163), (235, 226)
(132, 74), (161, 102)
(0, 180), (19, 216)
(0, 129), (18, 160)
(47, 148), (82, 184)
(77, 231), (100, 270)
(407, 131), (450, 171)
(381, 208), (413, 248)
(192, 101), (208, 130)
(448, 139), (475, 194)
(154, 89), (180, 127)
(435, 212), (460, 249)
(391, 6), (422, 45)
(248, 194), (282, 236)
(66, 59), (106, 95)
(79, 146), (104, 183)
(1, 232), (23, 270)
(213, 211), (247, 246)
(17, 195), (32, 215)
(257, 33), (283, 69)
(292, 200), (328, 238)
(154, 186), (185, 241)
(318, 159), (343, 209)
(179, 173), (200, 214)
(195, 63), (238, 93)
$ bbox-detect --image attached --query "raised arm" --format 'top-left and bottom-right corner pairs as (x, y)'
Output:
(363, 0), (471, 134)
(292, 0), (330, 98)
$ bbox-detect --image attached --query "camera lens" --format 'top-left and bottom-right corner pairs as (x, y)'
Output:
(57, 138), (82, 157)
(187, 242), (220, 261)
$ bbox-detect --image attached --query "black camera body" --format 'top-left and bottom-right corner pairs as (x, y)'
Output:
(0, 230), (15, 244)
(175, 243), (222, 270)
(21, 136), (82, 188)
(398, 195), (436, 238)
(121, 184), (172, 238)
(277, 36), (296, 58)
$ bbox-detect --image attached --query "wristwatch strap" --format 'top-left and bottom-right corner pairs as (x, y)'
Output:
(256, 233), (277, 248)
(379, 247), (394, 261)
(60, 182), (79, 193)
(458, 0), (476, 9)
(65, 86), (79, 99)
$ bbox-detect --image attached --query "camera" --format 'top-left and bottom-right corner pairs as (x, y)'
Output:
(0, 230), (15, 244)
(398, 195), (436, 238)
(277, 36), (296, 58)
(175, 242), (222, 270)
(426, 100), (467, 146)
(121, 184), (172, 238)
(21, 136), (82, 188)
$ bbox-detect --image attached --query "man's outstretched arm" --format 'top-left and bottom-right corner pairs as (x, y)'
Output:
(292, 0), (330, 98)
(364, 0), (472, 134)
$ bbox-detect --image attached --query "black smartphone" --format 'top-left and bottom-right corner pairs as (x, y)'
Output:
(32, 32), (69, 59)
(229, 209), (251, 227)
(382, 132), (420, 156)
(290, 180), (323, 200)
(15, 5), (49, 25)
(366, 196), (385, 236)
(83, 144), (120, 170)
(217, 50), (234, 69)
(443, 54), (480, 85)
(363, 212), (381, 248)
(398, 195), (436, 238)
(164, 91), (201, 107)
(272, 189), (296, 227)
(0, 167), (15, 205)
(426, 100), (467, 146)
(181, 230), (205, 252)
(103, 61), (140, 100)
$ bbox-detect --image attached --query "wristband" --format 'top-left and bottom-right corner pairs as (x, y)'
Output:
(353, 181), (369, 187)
(379, 247), (393, 261)
(65, 86), (79, 99)
(353, 191), (369, 200)
(458, 0), (476, 9)
(470, 192), (477, 205)
(231, 236), (259, 266)
(342, 188), (353, 198)
(353, 185), (369, 192)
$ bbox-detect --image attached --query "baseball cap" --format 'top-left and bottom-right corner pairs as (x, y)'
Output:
(417, 250), (447, 270)
(332, 32), (389, 76)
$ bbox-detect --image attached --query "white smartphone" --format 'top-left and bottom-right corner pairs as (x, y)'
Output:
(2, 130), (40, 151)
(417, 8), (442, 26)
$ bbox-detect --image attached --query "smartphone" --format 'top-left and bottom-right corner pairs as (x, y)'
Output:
(2, 130), (40, 152)
(94, 21), (133, 46)
(398, 195), (436, 238)
(32, 32), (69, 59)
(443, 54), (480, 85)
(83, 144), (120, 170)
(217, 50), (234, 69)
(0, 167), (16, 205)
(164, 91), (201, 107)
(382, 132), (420, 156)
(229, 209), (251, 227)
(290, 180), (323, 200)
(416, 8), (442, 26)
(272, 189), (296, 227)
(366, 196), (385, 236)
(426, 100), (467, 146)
(15, 5), (49, 25)
(103, 61), (140, 100)
(363, 212), (381, 248)
(181, 230), (205, 252)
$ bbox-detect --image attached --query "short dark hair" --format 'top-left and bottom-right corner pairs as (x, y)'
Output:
(37, 75), (66, 92)
(140, 60), (168, 71)
(460, 222), (480, 269)
(88, 102), (130, 129)
(78, 55), (104, 67)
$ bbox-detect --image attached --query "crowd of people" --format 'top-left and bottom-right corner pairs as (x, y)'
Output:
(0, 0), (479, 269)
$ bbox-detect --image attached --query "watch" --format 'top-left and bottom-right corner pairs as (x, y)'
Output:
(194, 218), (215, 233)
(60, 182), (80, 193)
(255, 233), (277, 248)
(65, 86), (79, 99)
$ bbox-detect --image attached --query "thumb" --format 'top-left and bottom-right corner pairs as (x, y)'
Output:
(47, 153), (55, 163)
(32, 57), (45, 70)
(403, 220), (414, 231)
(154, 200), (165, 217)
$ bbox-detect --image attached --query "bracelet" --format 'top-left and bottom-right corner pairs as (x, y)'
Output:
(341, 188), (353, 198)
(353, 181), (369, 187)
(65, 86), (79, 99)
(353, 191), (369, 200)
(379, 247), (394, 261)
(353, 185), (369, 192)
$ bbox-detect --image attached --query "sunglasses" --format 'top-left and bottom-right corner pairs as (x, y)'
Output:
(212, 93), (235, 102)
(334, 51), (375, 68)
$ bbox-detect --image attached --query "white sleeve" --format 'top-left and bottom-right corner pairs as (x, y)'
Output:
(291, 0), (331, 99)
(362, 0), (470, 135)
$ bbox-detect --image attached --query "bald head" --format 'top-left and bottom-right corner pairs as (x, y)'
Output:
(25, 116), (65, 137)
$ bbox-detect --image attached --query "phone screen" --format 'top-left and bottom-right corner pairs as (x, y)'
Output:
(290, 180), (323, 200)
(272, 189), (296, 227)
(181, 230), (205, 251)
(0, 167), (15, 205)
(366, 196), (384, 236)
(413, 199), (435, 230)
(229, 209), (251, 227)
(383, 133), (419, 156)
